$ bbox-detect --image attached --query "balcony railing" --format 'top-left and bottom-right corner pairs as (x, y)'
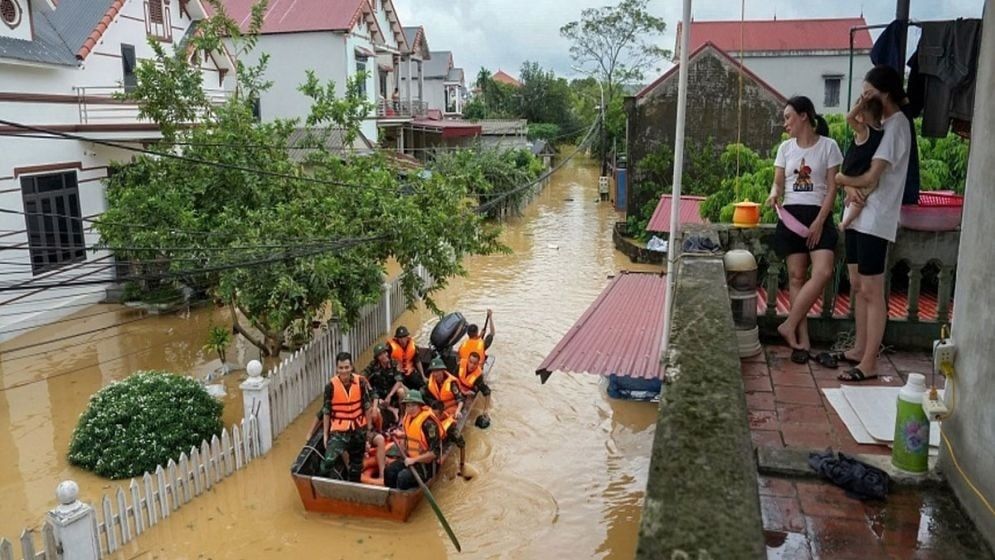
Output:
(376, 99), (428, 119)
(73, 86), (231, 125)
(690, 224), (959, 350)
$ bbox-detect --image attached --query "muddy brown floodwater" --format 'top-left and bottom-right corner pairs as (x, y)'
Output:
(1, 154), (662, 559)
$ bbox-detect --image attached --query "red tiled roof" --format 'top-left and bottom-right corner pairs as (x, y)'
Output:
(536, 272), (667, 382)
(679, 17), (872, 55)
(77, 0), (126, 60)
(646, 194), (707, 233)
(635, 42), (787, 103)
(411, 119), (482, 138)
(220, 0), (381, 37)
(492, 70), (522, 88)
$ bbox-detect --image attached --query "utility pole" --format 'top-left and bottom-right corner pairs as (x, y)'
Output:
(599, 81), (608, 176)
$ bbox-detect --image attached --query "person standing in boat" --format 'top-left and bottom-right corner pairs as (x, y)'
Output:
(458, 309), (494, 369)
(364, 343), (405, 429)
(320, 352), (374, 483)
(389, 326), (426, 390)
(386, 390), (442, 490)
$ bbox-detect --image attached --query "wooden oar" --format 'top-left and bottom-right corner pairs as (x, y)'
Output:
(409, 463), (462, 552)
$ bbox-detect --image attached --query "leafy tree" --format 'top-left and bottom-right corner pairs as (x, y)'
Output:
(527, 123), (561, 142)
(429, 148), (543, 218)
(561, 0), (668, 170)
(98, 0), (502, 357)
(518, 61), (578, 139)
(68, 371), (223, 479)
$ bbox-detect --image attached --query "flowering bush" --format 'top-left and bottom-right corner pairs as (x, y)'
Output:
(68, 371), (223, 479)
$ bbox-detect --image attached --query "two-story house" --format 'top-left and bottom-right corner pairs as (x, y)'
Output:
(223, 0), (432, 151)
(677, 17), (874, 114)
(418, 51), (467, 118)
(0, 0), (234, 339)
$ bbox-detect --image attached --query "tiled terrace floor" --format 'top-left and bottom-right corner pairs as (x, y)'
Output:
(746, 344), (992, 560)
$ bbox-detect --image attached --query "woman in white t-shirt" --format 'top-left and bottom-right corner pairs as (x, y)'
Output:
(831, 66), (912, 382)
(765, 96), (844, 364)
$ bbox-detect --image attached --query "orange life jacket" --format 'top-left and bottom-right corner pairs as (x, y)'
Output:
(389, 338), (418, 376)
(329, 375), (368, 432)
(427, 373), (460, 418)
(457, 361), (483, 392)
(403, 407), (441, 460)
(439, 414), (455, 436)
(458, 336), (486, 369)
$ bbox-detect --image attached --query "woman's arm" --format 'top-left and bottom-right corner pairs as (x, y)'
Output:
(765, 166), (786, 207)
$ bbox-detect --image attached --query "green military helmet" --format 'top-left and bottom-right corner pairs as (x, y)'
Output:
(428, 357), (448, 371)
(395, 326), (410, 338)
(373, 343), (390, 357)
(402, 390), (425, 405)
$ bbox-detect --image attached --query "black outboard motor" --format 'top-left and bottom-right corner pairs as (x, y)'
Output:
(429, 312), (467, 372)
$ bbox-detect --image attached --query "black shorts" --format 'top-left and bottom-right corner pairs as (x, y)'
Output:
(774, 205), (838, 257)
(845, 230), (890, 276)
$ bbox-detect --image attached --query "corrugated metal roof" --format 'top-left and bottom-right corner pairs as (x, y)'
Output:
(646, 194), (707, 233)
(287, 128), (373, 162)
(536, 272), (667, 382)
(221, 0), (369, 34)
(682, 18), (873, 54)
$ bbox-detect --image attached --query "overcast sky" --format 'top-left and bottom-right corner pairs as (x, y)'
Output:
(393, 0), (986, 82)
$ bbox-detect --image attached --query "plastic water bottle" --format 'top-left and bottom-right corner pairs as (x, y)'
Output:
(892, 373), (930, 473)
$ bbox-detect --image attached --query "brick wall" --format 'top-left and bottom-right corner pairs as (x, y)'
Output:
(625, 48), (786, 215)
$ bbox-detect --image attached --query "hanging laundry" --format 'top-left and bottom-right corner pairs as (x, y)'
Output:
(907, 19), (984, 138)
(870, 20), (907, 74)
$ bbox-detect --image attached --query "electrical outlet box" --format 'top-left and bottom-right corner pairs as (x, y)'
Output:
(923, 395), (949, 421)
(933, 338), (956, 375)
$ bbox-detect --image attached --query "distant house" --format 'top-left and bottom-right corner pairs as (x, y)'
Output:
(678, 17), (873, 115)
(531, 140), (556, 169)
(420, 51), (467, 117)
(624, 42), (786, 216)
(222, 0), (417, 147)
(479, 119), (529, 151)
(492, 70), (522, 88)
(0, 0), (234, 338)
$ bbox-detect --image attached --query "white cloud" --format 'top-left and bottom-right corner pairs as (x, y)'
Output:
(393, 0), (985, 82)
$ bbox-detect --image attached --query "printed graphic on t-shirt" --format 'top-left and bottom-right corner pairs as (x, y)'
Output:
(792, 158), (814, 192)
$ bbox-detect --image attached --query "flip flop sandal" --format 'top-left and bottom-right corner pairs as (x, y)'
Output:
(838, 366), (879, 383)
(790, 349), (812, 364)
(827, 351), (861, 366)
(814, 352), (840, 369)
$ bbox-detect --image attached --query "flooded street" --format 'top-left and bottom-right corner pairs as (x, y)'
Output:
(1, 154), (662, 559)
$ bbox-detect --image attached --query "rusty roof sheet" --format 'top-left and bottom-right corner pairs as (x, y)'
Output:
(646, 194), (707, 233)
(536, 272), (667, 382)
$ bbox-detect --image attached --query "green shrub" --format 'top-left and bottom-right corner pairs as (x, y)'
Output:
(68, 371), (223, 479)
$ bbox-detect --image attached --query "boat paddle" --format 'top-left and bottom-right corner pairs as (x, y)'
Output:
(408, 463), (462, 552)
(391, 435), (462, 552)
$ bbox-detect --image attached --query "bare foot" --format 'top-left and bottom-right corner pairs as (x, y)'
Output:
(777, 321), (800, 349)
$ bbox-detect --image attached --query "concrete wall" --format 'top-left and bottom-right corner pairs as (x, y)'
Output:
(945, 0), (995, 549)
(636, 254), (764, 559)
(743, 52), (873, 115)
(626, 48), (785, 216)
(422, 77), (446, 113)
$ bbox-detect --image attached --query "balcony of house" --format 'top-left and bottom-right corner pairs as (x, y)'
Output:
(376, 98), (428, 121)
(72, 85), (231, 129)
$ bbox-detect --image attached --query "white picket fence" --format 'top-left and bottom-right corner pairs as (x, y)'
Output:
(0, 415), (262, 560)
(267, 267), (435, 440)
(0, 266), (435, 560)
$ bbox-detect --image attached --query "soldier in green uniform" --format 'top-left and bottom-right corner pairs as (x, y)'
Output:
(362, 343), (405, 429)
(385, 390), (441, 490)
(320, 352), (373, 482)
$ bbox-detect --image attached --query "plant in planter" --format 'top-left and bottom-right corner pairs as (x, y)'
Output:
(68, 371), (223, 479)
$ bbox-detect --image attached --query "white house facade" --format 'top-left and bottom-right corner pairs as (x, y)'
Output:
(679, 18), (875, 115)
(0, 0), (234, 340)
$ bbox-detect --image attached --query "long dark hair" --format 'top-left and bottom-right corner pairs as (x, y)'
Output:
(785, 96), (829, 136)
(865, 65), (907, 105)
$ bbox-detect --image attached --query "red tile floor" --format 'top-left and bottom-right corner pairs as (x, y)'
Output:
(746, 345), (992, 559)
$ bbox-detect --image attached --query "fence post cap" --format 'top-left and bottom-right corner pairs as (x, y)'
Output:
(246, 360), (263, 378)
(56, 480), (79, 505)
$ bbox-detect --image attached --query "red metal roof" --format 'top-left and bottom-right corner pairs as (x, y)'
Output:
(646, 195), (707, 233)
(220, 0), (379, 36)
(536, 272), (667, 382)
(411, 119), (482, 138)
(635, 42), (787, 103)
(679, 17), (872, 55)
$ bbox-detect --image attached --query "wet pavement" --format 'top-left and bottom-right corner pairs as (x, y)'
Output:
(1, 154), (662, 559)
(750, 344), (994, 559)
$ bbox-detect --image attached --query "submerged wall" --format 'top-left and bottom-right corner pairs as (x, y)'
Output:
(636, 255), (765, 559)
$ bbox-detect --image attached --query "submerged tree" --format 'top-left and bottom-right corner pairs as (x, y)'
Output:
(561, 0), (668, 171)
(98, 0), (502, 356)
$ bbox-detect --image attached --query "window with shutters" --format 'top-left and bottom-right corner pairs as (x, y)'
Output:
(144, 0), (172, 41)
(20, 171), (87, 275)
(824, 76), (842, 108)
